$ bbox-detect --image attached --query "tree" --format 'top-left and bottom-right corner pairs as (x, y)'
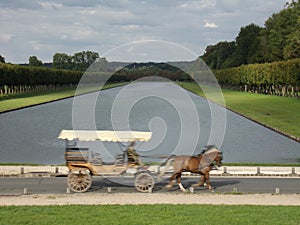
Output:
(52, 53), (72, 70)
(227, 23), (263, 66)
(52, 51), (99, 71)
(283, 1), (300, 59)
(285, 0), (298, 8)
(201, 24), (263, 68)
(0, 54), (5, 63)
(201, 41), (236, 69)
(200, 1), (300, 66)
(71, 51), (99, 71)
(29, 56), (43, 67)
(261, 0), (300, 61)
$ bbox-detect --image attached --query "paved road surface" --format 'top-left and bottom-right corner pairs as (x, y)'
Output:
(1, 177), (299, 195)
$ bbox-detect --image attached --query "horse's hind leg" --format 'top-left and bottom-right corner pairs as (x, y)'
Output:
(166, 173), (176, 189)
(176, 173), (186, 192)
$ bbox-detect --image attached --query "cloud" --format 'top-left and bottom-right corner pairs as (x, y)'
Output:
(80, 9), (97, 15)
(30, 41), (43, 51)
(178, 0), (216, 11)
(203, 21), (218, 29)
(0, 0), (288, 63)
(38, 2), (63, 10)
(0, 34), (13, 43)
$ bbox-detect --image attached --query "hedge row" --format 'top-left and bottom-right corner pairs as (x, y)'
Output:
(0, 63), (83, 86)
(1, 58), (299, 97)
(213, 58), (300, 86)
(0, 63), (190, 88)
(212, 58), (300, 97)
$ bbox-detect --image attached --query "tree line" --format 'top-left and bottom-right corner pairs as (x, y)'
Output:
(15, 51), (100, 71)
(0, 61), (191, 95)
(52, 51), (99, 71)
(201, 1), (300, 69)
(1, 58), (299, 97)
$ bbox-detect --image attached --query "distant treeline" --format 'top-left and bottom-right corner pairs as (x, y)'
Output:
(0, 61), (192, 95)
(110, 62), (191, 82)
(1, 58), (299, 97)
(201, 1), (300, 69)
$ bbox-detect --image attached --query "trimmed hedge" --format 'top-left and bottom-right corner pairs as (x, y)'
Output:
(213, 58), (300, 96)
(1, 59), (299, 97)
(0, 63), (83, 86)
(0, 63), (85, 95)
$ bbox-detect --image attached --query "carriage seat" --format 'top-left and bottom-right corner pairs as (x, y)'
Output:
(90, 153), (125, 166)
(115, 153), (125, 166)
(65, 147), (89, 163)
(90, 151), (103, 166)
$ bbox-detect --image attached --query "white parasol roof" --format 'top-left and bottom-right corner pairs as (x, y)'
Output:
(58, 130), (152, 142)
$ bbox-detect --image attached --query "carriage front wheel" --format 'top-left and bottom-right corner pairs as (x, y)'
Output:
(134, 172), (155, 193)
(67, 170), (92, 193)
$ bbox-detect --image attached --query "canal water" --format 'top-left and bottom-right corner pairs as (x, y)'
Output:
(0, 82), (299, 164)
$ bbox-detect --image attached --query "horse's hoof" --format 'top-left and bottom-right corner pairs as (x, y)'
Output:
(209, 188), (215, 193)
(165, 184), (172, 189)
(192, 184), (200, 188)
(180, 188), (187, 193)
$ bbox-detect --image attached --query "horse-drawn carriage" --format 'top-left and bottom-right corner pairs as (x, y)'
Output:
(58, 130), (223, 193)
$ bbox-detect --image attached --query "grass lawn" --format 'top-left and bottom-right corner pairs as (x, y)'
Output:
(0, 204), (299, 225)
(0, 83), (127, 113)
(179, 82), (300, 140)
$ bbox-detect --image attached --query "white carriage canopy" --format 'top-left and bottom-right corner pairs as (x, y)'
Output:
(58, 130), (152, 142)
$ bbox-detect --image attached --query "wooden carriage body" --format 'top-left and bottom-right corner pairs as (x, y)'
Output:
(58, 130), (154, 193)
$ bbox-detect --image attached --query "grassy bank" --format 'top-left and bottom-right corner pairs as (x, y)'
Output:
(179, 82), (300, 140)
(0, 204), (299, 225)
(0, 82), (127, 113)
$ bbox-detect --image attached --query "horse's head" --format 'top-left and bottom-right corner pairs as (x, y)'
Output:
(214, 150), (223, 167)
(203, 145), (223, 167)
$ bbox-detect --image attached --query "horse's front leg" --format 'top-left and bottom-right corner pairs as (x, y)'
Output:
(176, 173), (187, 192)
(205, 172), (213, 191)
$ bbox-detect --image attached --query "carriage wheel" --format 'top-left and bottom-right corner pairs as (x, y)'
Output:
(134, 172), (155, 193)
(67, 171), (92, 193)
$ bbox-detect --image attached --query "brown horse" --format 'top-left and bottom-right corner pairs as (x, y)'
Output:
(159, 146), (223, 192)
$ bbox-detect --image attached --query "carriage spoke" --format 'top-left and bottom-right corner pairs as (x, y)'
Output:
(134, 172), (155, 193)
(67, 172), (92, 193)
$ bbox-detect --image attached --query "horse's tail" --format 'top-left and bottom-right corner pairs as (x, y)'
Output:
(157, 155), (175, 181)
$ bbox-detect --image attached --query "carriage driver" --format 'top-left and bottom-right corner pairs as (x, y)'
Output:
(127, 141), (143, 166)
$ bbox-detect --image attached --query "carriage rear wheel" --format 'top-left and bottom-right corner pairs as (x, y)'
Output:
(67, 170), (92, 193)
(134, 172), (155, 193)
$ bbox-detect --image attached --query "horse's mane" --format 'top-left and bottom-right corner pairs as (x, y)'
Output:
(201, 145), (218, 154)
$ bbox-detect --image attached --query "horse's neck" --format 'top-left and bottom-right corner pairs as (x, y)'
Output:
(197, 154), (203, 160)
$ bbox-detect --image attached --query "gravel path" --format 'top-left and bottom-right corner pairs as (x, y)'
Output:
(1, 193), (299, 206)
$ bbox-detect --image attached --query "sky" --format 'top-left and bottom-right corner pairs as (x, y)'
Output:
(0, 0), (288, 63)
